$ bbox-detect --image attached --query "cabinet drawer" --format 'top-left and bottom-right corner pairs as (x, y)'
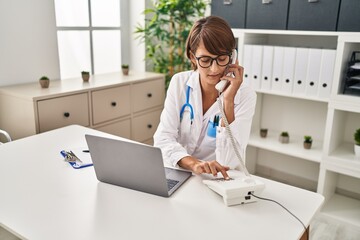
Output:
(132, 79), (165, 113)
(246, 0), (289, 30)
(92, 85), (131, 125)
(132, 109), (162, 142)
(37, 93), (89, 132)
(288, 0), (340, 31)
(95, 119), (131, 139)
(337, 0), (360, 32)
(211, 0), (246, 28)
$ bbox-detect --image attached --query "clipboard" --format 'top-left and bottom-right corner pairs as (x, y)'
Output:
(60, 148), (93, 169)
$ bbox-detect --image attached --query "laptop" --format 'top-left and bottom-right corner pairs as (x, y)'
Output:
(85, 134), (192, 197)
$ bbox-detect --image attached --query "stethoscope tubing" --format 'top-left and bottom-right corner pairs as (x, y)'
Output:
(180, 85), (194, 122)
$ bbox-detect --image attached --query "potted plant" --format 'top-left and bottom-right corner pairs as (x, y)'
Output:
(354, 128), (360, 157)
(279, 131), (289, 144)
(121, 64), (129, 76)
(303, 135), (313, 149)
(81, 71), (90, 82)
(260, 128), (268, 138)
(135, 0), (207, 88)
(39, 76), (50, 88)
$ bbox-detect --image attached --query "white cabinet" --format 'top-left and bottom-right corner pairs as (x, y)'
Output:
(233, 29), (360, 227)
(0, 72), (165, 144)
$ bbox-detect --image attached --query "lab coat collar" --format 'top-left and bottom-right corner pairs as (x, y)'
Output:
(186, 70), (200, 92)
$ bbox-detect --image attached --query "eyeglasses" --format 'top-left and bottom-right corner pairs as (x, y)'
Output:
(192, 53), (231, 68)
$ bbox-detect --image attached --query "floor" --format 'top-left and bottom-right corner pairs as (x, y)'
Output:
(310, 214), (360, 240)
(1, 213), (360, 239)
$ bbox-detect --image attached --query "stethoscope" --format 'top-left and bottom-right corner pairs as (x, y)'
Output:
(179, 85), (194, 124)
(179, 84), (220, 139)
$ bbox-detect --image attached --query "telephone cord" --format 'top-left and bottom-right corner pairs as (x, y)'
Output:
(217, 95), (308, 239)
(216, 96), (250, 176)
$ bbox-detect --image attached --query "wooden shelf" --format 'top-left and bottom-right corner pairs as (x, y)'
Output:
(249, 130), (323, 163)
(321, 194), (360, 228)
(256, 89), (329, 103)
(324, 143), (360, 177)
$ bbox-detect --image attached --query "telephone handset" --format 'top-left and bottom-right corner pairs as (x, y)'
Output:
(215, 49), (238, 92)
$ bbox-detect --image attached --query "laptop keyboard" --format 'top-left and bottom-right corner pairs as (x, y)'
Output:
(166, 178), (179, 191)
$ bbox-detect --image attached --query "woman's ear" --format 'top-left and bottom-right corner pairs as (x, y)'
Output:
(191, 57), (196, 66)
(189, 53), (197, 69)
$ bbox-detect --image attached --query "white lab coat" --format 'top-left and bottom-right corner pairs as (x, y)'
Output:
(153, 70), (256, 169)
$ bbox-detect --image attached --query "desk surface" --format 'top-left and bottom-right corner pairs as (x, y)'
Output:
(0, 125), (324, 240)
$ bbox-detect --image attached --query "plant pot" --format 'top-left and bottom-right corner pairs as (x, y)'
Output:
(82, 73), (90, 82)
(279, 136), (289, 144)
(304, 142), (312, 149)
(122, 68), (129, 76)
(355, 144), (360, 158)
(39, 79), (50, 88)
(260, 129), (268, 138)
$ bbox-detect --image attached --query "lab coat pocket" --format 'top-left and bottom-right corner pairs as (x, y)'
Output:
(204, 122), (216, 149)
(206, 120), (217, 138)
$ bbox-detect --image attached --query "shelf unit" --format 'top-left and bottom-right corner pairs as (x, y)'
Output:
(233, 29), (360, 227)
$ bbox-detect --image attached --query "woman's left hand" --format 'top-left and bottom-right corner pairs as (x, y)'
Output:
(221, 60), (244, 101)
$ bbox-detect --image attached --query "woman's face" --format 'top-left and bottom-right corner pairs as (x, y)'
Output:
(192, 41), (229, 88)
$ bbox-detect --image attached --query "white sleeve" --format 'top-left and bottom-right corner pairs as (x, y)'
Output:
(153, 75), (190, 167)
(215, 86), (257, 169)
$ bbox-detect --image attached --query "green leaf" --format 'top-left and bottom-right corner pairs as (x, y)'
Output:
(133, 0), (207, 88)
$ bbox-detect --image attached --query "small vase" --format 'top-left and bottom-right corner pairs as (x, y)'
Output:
(304, 142), (312, 149)
(39, 79), (50, 88)
(279, 136), (289, 144)
(355, 144), (360, 158)
(122, 68), (129, 76)
(260, 129), (268, 138)
(82, 73), (90, 82)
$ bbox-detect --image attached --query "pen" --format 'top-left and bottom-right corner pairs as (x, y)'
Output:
(213, 115), (220, 128)
(215, 115), (220, 127)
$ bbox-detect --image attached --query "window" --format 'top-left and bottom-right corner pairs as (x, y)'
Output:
(54, 0), (122, 79)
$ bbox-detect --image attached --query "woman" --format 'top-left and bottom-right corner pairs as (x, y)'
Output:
(154, 16), (256, 179)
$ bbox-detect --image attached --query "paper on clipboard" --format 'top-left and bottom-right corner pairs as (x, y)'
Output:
(60, 148), (93, 169)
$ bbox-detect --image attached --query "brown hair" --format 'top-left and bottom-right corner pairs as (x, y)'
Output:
(185, 16), (236, 70)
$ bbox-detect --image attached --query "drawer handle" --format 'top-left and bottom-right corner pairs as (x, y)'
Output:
(147, 93), (152, 98)
(147, 124), (152, 129)
(64, 112), (70, 118)
(308, 0), (318, 3)
(111, 101), (117, 107)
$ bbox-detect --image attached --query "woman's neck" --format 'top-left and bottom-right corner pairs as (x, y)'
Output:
(200, 80), (219, 114)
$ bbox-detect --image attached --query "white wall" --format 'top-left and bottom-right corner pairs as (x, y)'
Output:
(0, 0), (146, 87)
(0, 0), (60, 87)
(129, 0), (145, 72)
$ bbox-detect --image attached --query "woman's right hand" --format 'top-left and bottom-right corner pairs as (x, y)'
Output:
(178, 156), (230, 179)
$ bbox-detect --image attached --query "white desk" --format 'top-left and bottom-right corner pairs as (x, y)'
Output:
(0, 125), (324, 240)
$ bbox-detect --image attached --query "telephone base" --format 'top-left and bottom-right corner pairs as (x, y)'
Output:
(203, 176), (265, 206)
